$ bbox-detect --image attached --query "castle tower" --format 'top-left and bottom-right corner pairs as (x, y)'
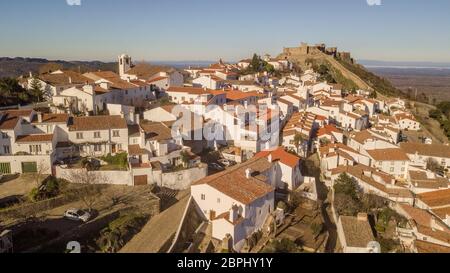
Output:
(118, 54), (132, 76)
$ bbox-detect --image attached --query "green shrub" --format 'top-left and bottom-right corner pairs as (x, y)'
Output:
(102, 153), (128, 168)
(96, 213), (147, 253)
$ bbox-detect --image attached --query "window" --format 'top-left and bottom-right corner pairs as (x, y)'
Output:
(3, 145), (10, 154)
(390, 167), (395, 172)
(201, 194), (206, 201)
(117, 144), (122, 150)
(76, 133), (83, 139)
(401, 168), (405, 172)
(217, 198), (221, 204)
(94, 132), (101, 138)
(1, 132), (8, 139)
(29, 144), (42, 154)
(113, 130), (120, 137)
(94, 144), (102, 152)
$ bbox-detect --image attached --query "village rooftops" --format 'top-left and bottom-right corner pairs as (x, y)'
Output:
(226, 90), (261, 101)
(128, 144), (149, 156)
(349, 130), (384, 144)
(32, 113), (69, 124)
(124, 63), (175, 79)
(147, 76), (168, 83)
(340, 214), (375, 248)
(409, 170), (449, 189)
(83, 71), (139, 90)
(417, 189), (450, 208)
(0, 109), (33, 130)
(317, 124), (342, 137)
(400, 143), (450, 159)
(167, 86), (215, 95)
(255, 147), (300, 168)
(366, 148), (410, 161)
(16, 134), (54, 143)
(399, 204), (450, 245)
(39, 70), (93, 85)
(140, 121), (173, 142)
(68, 115), (127, 131)
(192, 156), (274, 205)
(414, 240), (450, 253)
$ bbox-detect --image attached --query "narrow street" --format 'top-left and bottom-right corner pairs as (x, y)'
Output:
(304, 154), (338, 253)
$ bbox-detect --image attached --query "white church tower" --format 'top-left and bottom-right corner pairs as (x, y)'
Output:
(118, 54), (132, 77)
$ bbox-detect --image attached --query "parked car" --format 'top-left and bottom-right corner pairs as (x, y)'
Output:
(64, 209), (91, 223)
(218, 159), (236, 167)
(209, 163), (225, 171)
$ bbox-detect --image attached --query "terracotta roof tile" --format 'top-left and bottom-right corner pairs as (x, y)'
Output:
(69, 115), (127, 131)
(192, 157), (274, 205)
(16, 134), (54, 143)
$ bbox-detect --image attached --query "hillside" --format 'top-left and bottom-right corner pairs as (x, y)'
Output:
(0, 57), (117, 78)
(278, 46), (405, 98)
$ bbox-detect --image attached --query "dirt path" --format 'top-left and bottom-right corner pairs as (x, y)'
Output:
(0, 174), (36, 199)
(119, 195), (190, 253)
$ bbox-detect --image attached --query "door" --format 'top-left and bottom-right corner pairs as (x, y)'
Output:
(0, 162), (11, 174)
(111, 144), (117, 154)
(21, 162), (37, 173)
(134, 175), (148, 186)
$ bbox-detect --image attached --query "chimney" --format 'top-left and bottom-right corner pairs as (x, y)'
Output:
(245, 168), (252, 179)
(357, 213), (368, 222)
(37, 112), (43, 123)
(268, 153), (273, 163)
(230, 205), (239, 222)
(135, 113), (140, 125)
(29, 71), (33, 78)
(209, 210), (216, 221)
(69, 77), (72, 84)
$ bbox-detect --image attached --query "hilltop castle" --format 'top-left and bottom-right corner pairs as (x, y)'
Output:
(283, 42), (354, 64)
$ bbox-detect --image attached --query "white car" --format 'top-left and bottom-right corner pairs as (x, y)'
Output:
(218, 159), (235, 167)
(64, 209), (91, 223)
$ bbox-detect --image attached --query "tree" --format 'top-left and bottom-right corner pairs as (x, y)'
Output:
(333, 173), (360, 200)
(180, 150), (191, 168)
(250, 53), (262, 73)
(29, 77), (43, 102)
(334, 193), (362, 217)
(426, 158), (443, 173)
(0, 77), (28, 106)
(65, 170), (108, 212)
(34, 160), (50, 187)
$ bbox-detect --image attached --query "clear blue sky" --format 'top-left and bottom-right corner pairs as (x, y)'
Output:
(1, 0), (449, 62)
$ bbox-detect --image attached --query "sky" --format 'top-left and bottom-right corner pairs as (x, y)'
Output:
(0, 0), (449, 63)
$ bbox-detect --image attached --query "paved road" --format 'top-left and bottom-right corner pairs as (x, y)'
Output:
(119, 196), (190, 253)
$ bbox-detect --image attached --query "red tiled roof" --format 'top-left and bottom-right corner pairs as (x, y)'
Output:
(255, 147), (300, 168)
(366, 148), (410, 161)
(16, 134), (54, 143)
(69, 115), (127, 131)
(192, 157), (274, 205)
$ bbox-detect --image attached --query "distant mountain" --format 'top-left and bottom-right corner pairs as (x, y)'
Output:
(0, 57), (117, 78)
(359, 60), (450, 69)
